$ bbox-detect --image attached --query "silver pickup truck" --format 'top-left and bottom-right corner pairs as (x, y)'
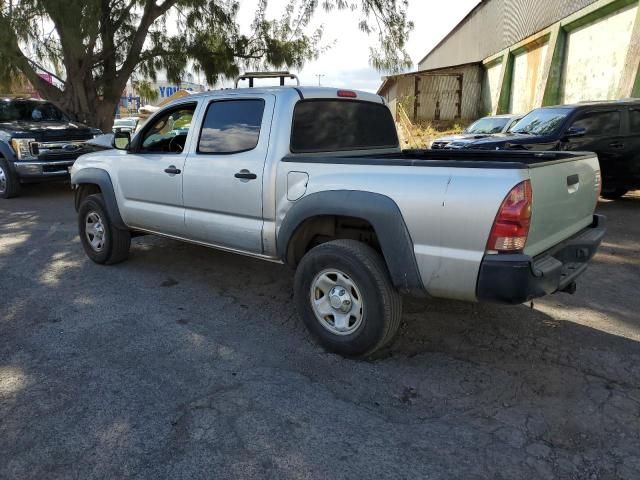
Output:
(71, 86), (606, 356)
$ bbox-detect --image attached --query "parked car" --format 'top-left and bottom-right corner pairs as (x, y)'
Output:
(444, 100), (640, 199)
(0, 97), (101, 198)
(71, 87), (605, 356)
(112, 117), (139, 134)
(430, 114), (522, 149)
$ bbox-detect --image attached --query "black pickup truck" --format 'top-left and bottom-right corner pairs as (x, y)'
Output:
(446, 100), (640, 199)
(0, 98), (101, 198)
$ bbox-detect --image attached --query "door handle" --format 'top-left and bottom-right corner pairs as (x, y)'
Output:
(164, 166), (181, 175)
(234, 170), (257, 180)
(609, 142), (624, 149)
(567, 174), (579, 187)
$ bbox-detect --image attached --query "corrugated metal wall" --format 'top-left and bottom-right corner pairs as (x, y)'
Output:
(382, 64), (483, 122)
(419, 0), (598, 70)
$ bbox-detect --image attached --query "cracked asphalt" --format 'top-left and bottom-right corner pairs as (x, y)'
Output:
(1, 184), (639, 480)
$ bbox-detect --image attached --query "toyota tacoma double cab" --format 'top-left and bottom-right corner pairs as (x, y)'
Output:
(70, 85), (606, 356)
(0, 97), (101, 198)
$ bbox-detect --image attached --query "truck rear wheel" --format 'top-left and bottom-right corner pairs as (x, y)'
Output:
(0, 158), (21, 199)
(601, 188), (628, 200)
(294, 239), (402, 357)
(78, 193), (131, 265)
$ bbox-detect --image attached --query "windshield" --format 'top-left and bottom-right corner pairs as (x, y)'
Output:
(464, 117), (509, 134)
(510, 108), (569, 135)
(0, 100), (69, 122)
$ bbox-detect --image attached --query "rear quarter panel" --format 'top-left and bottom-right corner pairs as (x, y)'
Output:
(275, 160), (527, 301)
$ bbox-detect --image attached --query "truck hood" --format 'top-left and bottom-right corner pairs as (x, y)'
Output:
(432, 133), (497, 146)
(0, 120), (99, 140)
(456, 133), (544, 149)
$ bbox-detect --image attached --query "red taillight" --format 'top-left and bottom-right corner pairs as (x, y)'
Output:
(486, 180), (532, 253)
(337, 90), (357, 98)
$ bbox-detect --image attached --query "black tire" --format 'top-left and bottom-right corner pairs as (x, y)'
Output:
(78, 193), (131, 265)
(294, 239), (403, 357)
(0, 157), (21, 199)
(601, 188), (628, 200)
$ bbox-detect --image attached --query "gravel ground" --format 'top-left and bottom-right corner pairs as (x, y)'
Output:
(1, 184), (639, 480)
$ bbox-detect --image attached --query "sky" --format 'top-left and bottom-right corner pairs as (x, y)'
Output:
(219, 0), (480, 92)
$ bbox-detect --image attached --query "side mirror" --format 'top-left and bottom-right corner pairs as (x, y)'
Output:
(564, 126), (587, 139)
(113, 131), (131, 150)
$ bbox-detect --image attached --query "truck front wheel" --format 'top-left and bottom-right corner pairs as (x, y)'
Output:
(294, 239), (403, 357)
(601, 188), (628, 200)
(0, 158), (21, 199)
(78, 193), (131, 265)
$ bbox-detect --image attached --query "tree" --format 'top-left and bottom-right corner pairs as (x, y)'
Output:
(133, 79), (159, 105)
(0, 0), (412, 131)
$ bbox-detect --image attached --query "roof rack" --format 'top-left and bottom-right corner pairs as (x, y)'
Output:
(234, 71), (300, 88)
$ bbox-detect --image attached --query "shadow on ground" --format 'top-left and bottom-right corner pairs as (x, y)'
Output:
(0, 184), (639, 479)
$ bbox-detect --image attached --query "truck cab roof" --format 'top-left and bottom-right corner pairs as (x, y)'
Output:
(542, 98), (640, 110)
(169, 86), (385, 104)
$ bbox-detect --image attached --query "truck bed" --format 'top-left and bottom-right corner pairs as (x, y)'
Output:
(283, 149), (593, 169)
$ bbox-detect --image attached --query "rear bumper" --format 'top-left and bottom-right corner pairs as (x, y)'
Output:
(14, 160), (74, 179)
(476, 214), (606, 304)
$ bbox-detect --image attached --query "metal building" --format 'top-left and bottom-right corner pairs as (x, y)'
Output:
(378, 0), (640, 122)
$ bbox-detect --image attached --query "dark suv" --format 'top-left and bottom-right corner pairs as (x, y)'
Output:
(451, 100), (640, 199)
(0, 98), (101, 198)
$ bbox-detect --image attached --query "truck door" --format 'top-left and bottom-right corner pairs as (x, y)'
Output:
(624, 107), (640, 190)
(115, 102), (197, 236)
(562, 109), (623, 190)
(182, 95), (275, 253)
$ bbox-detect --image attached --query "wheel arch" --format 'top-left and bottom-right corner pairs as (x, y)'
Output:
(277, 190), (423, 292)
(0, 142), (17, 174)
(73, 168), (126, 229)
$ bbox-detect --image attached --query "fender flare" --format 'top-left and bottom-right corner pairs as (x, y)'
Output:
(72, 168), (126, 229)
(0, 142), (18, 174)
(277, 190), (423, 292)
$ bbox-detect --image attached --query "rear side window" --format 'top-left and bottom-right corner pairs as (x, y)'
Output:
(198, 99), (265, 154)
(629, 109), (640, 134)
(291, 100), (398, 153)
(571, 110), (620, 136)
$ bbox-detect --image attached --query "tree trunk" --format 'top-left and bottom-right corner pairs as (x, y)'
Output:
(51, 83), (120, 133)
(94, 100), (119, 133)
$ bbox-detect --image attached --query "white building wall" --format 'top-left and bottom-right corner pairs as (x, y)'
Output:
(561, 3), (638, 103)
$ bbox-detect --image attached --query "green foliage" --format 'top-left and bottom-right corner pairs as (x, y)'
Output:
(133, 80), (159, 104)
(0, 0), (413, 129)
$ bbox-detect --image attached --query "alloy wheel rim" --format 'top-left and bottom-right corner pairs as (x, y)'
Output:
(0, 166), (6, 194)
(85, 211), (106, 252)
(310, 269), (364, 336)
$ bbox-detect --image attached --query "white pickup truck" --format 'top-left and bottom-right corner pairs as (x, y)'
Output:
(71, 84), (606, 356)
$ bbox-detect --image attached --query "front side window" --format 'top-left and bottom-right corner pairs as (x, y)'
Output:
(570, 110), (620, 136)
(198, 99), (265, 154)
(140, 104), (195, 153)
(510, 108), (570, 136)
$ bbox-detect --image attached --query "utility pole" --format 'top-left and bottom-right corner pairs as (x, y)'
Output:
(316, 74), (325, 86)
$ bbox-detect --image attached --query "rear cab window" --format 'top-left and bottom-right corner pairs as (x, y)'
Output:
(290, 100), (398, 153)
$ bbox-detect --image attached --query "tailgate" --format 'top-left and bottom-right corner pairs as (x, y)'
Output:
(525, 153), (600, 257)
